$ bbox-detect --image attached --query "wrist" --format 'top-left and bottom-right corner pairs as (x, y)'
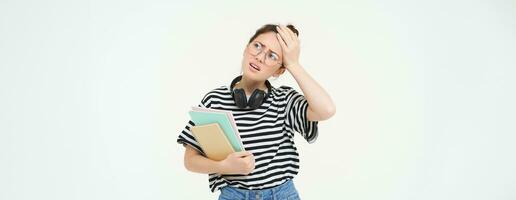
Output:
(215, 160), (227, 174)
(285, 62), (299, 67)
(286, 63), (302, 72)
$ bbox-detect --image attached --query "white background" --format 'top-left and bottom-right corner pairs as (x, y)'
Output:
(1, 0), (515, 199)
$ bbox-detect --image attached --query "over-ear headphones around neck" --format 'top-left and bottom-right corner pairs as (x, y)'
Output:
(230, 75), (272, 109)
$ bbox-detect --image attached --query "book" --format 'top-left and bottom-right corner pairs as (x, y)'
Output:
(188, 107), (245, 152)
(190, 123), (235, 161)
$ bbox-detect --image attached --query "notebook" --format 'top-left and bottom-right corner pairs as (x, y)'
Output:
(189, 107), (245, 152)
(191, 106), (244, 150)
(190, 123), (235, 161)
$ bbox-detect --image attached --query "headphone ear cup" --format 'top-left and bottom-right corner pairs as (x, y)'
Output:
(248, 90), (265, 109)
(233, 88), (248, 108)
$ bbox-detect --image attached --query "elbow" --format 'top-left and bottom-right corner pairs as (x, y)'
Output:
(184, 154), (194, 172)
(309, 105), (336, 121)
(183, 144), (200, 172)
(329, 105), (336, 117)
(184, 159), (197, 173)
(184, 157), (191, 171)
(323, 105), (336, 120)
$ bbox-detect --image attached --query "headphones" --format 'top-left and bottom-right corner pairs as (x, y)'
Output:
(230, 75), (272, 109)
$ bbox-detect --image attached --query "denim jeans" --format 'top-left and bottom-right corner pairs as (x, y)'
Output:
(218, 179), (301, 200)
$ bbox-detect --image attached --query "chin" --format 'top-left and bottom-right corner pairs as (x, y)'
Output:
(241, 71), (262, 82)
(241, 60), (264, 81)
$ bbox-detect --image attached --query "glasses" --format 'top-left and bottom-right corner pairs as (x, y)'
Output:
(247, 41), (282, 66)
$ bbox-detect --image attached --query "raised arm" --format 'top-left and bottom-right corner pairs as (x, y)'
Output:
(276, 25), (336, 121)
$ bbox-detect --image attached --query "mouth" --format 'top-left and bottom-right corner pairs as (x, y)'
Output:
(249, 62), (261, 72)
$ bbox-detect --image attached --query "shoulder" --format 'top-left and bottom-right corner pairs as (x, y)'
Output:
(273, 85), (296, 96)
(273, 85), (302, 98)
(201, 85), (231, 101)
(207, 85), (230, 95)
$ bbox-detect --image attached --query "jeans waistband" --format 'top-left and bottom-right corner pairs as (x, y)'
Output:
(221, 179), (295, 198)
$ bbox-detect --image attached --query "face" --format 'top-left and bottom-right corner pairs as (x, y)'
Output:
(241, 32), (286, 82)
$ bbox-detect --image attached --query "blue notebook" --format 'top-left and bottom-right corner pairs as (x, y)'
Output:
(189, 107), (244, 152)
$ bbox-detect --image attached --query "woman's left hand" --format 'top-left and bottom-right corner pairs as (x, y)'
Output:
(276, 25), (301, 70)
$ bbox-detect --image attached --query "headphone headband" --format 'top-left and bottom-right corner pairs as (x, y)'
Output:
(230, 75), (272, 109)
(230, 75), (272, 96)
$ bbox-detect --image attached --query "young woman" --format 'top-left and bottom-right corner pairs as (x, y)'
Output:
(177, 24), (336, 200)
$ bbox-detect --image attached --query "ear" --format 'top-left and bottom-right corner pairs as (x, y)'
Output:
(273, 66), (286, 77)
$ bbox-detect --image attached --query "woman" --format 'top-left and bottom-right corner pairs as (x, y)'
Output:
(177, 24), (336, 200)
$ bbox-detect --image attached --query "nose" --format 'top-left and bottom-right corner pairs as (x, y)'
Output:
(254, 50), (266, 63)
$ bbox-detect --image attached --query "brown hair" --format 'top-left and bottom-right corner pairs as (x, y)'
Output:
(248, 24), (299, 45)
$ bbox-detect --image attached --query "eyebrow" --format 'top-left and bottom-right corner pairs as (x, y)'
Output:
(256, 41), (279, 56)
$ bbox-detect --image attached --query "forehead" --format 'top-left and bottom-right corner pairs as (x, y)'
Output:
(252, 32), (281, 55)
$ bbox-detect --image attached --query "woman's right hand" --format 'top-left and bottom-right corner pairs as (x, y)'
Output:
(218, 151), (255, 175)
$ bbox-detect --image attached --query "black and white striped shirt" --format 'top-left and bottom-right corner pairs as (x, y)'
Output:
(177, 84), (319, 193)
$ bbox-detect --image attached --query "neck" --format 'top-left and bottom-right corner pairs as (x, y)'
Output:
(236, 76), (267, 96)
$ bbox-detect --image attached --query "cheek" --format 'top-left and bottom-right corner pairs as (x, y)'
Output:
(267, 66), (281, 74)
(241, 56), (248, 66)
(242, 54), (253, 66)
(241, 57), (249, 70)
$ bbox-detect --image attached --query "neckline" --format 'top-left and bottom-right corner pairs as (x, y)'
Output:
(226, 84), (275, 94)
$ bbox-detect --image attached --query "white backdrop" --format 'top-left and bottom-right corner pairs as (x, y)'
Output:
(1, 0), (515, 199)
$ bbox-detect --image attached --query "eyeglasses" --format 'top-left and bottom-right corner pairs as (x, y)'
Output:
(247, 41), (282, 67)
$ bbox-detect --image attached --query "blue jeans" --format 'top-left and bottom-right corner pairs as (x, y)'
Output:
(218, 179), (301, 200)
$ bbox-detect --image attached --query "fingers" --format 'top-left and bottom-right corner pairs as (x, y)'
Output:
(284, 25), (298, 41)
(276, 25), (292, 42)
(276, 25), (292, 47)
(233, 151), (252, 157)
(245, 155), (255, 167)
(276, 25), (299, 50)
(276, 32), (288, 50)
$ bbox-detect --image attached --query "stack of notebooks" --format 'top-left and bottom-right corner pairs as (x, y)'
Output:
(189, 106), (245, 161)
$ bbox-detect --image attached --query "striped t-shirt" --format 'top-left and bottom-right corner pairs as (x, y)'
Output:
(177, 84), (319, 193)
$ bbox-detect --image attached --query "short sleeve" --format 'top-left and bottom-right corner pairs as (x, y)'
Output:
(284, 87), (319, 144)
(176, 92), (212, 155)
